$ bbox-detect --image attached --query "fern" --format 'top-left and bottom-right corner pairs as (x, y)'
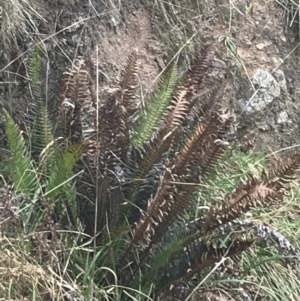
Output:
(28, 46), (54, 161)
(3, 44), (300, 301)
(4, 109), (38, 195)
(45, 143), (84, 200)
(131, 64), (177, 148)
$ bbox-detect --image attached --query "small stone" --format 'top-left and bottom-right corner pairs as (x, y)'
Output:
(273, 69), (286, 89)
(212, 58), (226, 69)
(256, 43), (265, 50)
(277, 111), (289, 124)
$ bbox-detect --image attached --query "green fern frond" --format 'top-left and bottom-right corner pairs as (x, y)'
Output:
(28, 47), (43, 97)
(45, 143), (84, 200)
(28, 47), (54, 157)
(4, 109), (38, 195)
(131, 64), (177, 148)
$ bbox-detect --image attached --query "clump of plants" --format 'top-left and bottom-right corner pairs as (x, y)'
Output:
(1, 44), (300, 301)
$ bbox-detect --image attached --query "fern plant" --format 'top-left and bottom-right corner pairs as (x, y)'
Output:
(57, 44), (300, 300)
(2, 47), (83, 231)
(2, 44), (300, 301)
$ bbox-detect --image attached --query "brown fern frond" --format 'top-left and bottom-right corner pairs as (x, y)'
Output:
(63, 59), (91, 109)
(200, 153), (300, 232)
(174, 111), (230, 177)
(102, 50), (139, 163)
(197, 126), (231, 177)
(119, 49), (139, 116)
(160, 44), (216, 138)
(188, 76), (229, 123)
(127, 166), (174, 249)
(187, 43), (216, 93)
(98, 93), (127, 171)
(61, 59), (96, 142)
(201, 178), (277, 232)
(164, 237), (254, 285)
(163, 88), (190, 133)
(268, 152), (300, 184)
(94, 174), (123, 237)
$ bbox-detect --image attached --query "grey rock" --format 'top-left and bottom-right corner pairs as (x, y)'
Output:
(212, 58), (227, 69)
(252, 69), (280, 97)
(277, 111), (289, 124)
(273, 69), (287, 89)
(242, 69), (281, 114)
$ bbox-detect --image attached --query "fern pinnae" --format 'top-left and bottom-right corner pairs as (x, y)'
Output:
(127, 166), (173, 250)
(200, 154), (300, 233)
(120, 49), (139, 116)
(28, 47), (54, 156)
(131, 64), (177, 148)
(45, 143), (84, 200)
(4, 109), (38, 195)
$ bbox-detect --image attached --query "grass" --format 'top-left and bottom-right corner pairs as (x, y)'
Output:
(0, 0), (44, 52)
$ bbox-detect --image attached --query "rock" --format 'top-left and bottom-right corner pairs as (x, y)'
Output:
(273, 69), (286, 89)
(212, 58), (227, 69)
(257, 121), (269, 131)
(277, 111), (289, 124)
(241, 69), (280, 114)
(255, 41), (272, 50)
(253, 69), (280, 97)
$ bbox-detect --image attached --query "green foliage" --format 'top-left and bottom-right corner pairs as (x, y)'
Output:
(4, 109), (38, 195)
(28, 46), (54, 157)
(3, 49), (82, 228)
(131, 64), (177, 148)
(45, 143), (84, 220)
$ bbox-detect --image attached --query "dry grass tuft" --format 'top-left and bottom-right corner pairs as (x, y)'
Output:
(0, 234), (84, 300)
(0, 0), (44, 56)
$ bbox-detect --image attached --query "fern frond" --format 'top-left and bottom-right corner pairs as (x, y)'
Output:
(45, 143), (84, 200)
(98, 94), (127, 170)
(119, 49), (139, 116)
(200, 153), (300, 232)
(28, 47), (43, 102)
(187, 43), (216, 93)
(62, 59), (95, 143)
(4, 109), (38, 195)
(28, 47), (54, 156)
(127, 166), (174, 249)
(161, 44), (215, 132)
(160, 235), (254, 289)
(131, 64), (177, 148)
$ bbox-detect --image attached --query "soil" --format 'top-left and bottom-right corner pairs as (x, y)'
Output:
(1, 0), (300, 156)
